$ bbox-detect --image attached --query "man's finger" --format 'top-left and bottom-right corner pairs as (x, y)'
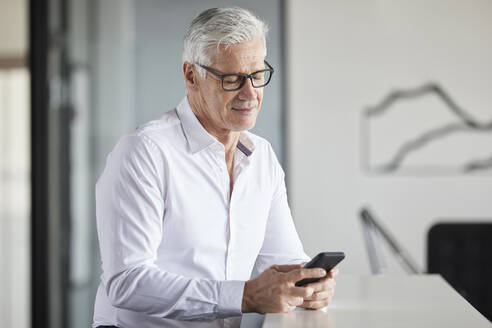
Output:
(303, 290), (329, 301)
(285, 267), (326, 283)
(304, 277), (336, 292)
(328, 266), (339, 278)
(272, 264), (303, 273)
(301, 298), (331, 310)
(290, 285), (315, 299)
(287, 296), (304, 307)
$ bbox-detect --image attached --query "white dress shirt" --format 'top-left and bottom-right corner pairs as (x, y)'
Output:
(92, 96), (309, 328)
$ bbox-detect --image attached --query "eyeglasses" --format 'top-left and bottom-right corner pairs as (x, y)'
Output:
(195, 60), (274, 91)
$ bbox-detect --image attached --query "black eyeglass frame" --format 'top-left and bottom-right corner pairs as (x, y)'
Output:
(194, 60), (274, 91)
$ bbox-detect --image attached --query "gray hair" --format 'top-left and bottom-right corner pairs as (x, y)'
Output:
(183, 7), (269, 78)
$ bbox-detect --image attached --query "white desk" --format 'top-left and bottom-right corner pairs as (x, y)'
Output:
(262, 275), (491, 328)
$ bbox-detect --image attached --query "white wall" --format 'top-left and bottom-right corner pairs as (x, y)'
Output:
(287, 0), (492, 274)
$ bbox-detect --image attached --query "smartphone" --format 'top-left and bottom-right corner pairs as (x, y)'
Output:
(295, 252), (345, 287)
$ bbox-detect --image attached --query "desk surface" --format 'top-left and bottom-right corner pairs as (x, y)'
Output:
(262, 275), (491, 328)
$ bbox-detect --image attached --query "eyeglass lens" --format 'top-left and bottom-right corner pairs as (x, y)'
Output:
(222, 70), (272, 91)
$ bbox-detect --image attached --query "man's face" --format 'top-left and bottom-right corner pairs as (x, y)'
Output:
(194, 38), (265, 132)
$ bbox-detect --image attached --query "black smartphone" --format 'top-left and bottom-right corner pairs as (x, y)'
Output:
(295, 252), (345, 287)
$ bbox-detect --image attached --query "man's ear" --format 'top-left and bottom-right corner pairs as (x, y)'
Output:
(183, 62), (199, 91)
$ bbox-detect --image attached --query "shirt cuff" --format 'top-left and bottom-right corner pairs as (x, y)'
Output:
(217, 280), (245, 318)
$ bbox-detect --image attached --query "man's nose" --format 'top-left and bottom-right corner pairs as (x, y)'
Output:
(237, 77), (257, 99)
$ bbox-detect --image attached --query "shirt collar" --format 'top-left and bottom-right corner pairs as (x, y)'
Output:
(237, 133), (254, 157)
(176, 96), (255, 156)
(176, 96), (216, 154)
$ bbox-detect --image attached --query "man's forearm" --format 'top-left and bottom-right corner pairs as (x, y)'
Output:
(104, 265), (244, 320)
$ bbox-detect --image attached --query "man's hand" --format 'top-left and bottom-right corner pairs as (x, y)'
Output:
(299, 266), (338, 310)
(241, 264), (327, 313)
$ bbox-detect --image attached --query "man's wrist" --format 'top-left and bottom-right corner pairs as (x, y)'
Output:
(241, 280), (254, 313)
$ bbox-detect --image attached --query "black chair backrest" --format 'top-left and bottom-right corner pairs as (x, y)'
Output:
(428, 222), (492, 321)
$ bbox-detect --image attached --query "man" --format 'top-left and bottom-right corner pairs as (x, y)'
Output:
(93, 7), (338, 328)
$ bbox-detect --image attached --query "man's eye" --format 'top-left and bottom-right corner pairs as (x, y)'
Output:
(224, 75), (242, 84)
(252, 72), (265, 80)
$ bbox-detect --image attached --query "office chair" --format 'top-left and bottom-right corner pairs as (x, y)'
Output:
(428, 222), (492, 321)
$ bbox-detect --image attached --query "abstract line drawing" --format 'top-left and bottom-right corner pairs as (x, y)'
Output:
(362, 82), (492, 174)
(464, 154), (492, 172)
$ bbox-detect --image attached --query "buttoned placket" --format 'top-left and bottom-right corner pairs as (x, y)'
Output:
(209, 142), (232, 282)
(210, 141), (251, 282)
(226, 150), (250, 282)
